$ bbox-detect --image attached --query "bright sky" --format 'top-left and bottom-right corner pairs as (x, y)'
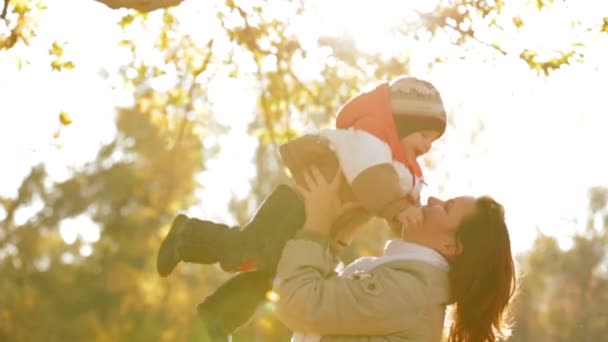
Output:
(1, 0), (607, 256)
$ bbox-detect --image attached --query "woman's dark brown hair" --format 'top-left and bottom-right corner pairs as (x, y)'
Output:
(448, 196), (517, 342)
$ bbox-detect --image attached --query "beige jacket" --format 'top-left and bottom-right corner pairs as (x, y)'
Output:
(273, 234), (451, 342)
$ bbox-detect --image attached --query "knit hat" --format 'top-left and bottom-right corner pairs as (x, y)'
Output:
(389, 76), (447, 139)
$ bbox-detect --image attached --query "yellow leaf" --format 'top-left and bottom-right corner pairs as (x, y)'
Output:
(162, 11), (175, 26)
(50, 59), (61, 71)
(119, 14), (135, 29)
(50, 59), (75, 71)
(49, 41), (63, 57)
(13, 0), (29, 14)
(512, 16), (524, 28)
(63, 61), (75, 70)
(153, 68), (166, 77)
(59, 112), (72, 126)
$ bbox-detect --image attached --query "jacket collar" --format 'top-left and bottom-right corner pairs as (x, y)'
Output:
(340, 239), (449, 278)
(383, 239), (449, 271)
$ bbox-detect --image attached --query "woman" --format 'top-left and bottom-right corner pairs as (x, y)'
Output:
(273, 168), (517, 342)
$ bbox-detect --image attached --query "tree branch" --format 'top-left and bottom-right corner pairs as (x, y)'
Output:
(1, 0), (9, 20)
(173, 39), (214, 151)
(412, 9), (508, 56)
(456, 26), (508, 56)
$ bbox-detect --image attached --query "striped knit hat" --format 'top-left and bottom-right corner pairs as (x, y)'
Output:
(389, 76), (447, 139)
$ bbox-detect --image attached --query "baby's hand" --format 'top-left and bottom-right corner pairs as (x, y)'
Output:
(396, 206), (422, 231)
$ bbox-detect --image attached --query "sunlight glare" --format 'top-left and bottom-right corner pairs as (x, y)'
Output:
(61, 252), (75, 264)
(309, 0), (437, 54)
(12, 196), (44, 227)
(59, 222), (78, 245)
(266, 290), (280, 303)
(59, 215), (101, 245)
(80, 245), (93, 257)
(1, 0), (607, 263)
(257, 316), (275, 331)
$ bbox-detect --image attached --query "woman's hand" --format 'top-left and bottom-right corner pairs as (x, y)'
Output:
(297, 167), (356, 237)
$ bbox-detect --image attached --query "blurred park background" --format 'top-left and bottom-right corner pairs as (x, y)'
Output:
(1, 0), (608, 341)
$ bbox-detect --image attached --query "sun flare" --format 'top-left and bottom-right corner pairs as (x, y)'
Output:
(309, 0), (437, 53)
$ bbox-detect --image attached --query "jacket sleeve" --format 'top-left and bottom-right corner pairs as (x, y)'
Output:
(273, 236), (425, 336)
(319, 129), (414, 221)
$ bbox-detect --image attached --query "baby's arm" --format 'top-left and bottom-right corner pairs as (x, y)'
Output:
(396, 206), (423, 231)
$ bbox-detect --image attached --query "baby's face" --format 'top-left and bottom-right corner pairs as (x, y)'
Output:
(399, 130), (440, 162)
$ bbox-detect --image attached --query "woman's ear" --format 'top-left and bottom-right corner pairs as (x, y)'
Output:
(440, 238), (463, 260)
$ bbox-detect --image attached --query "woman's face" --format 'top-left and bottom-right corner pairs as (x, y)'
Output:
(400, 196), (477, 257)
(421, 196), (477, 234)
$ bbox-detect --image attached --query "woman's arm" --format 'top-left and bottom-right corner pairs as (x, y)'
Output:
(272, 167), (425, 336)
